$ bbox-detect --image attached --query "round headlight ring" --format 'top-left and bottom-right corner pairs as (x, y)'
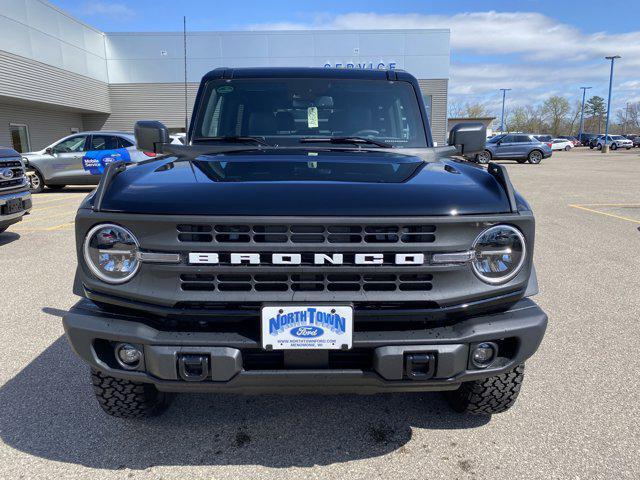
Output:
(83, 223), (140, 284)
(471, 225), (526, 285)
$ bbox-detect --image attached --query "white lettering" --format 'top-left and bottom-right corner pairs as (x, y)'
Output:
(188, 253), (219, 264)
(272, 254), (302, 265)
(314, 253), (344, 265)
(230, 253), (260, 264)
(355, 253), (384, 265)
(395, 253), (425, 265)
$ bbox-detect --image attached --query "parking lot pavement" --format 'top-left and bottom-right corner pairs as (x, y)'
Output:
(0, 148), (639, 480)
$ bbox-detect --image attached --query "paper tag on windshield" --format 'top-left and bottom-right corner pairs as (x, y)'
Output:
(307, 107), (319, 128)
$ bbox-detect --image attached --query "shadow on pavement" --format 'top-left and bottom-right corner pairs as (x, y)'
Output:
(0, 336), (489, 470)
(0, 231), (20, 246)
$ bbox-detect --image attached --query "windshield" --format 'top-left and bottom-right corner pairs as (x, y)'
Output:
(193, 78), (428, 148)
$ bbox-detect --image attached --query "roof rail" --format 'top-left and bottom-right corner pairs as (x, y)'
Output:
(93, 161), (127, 212)
(487, 162), (518, 213)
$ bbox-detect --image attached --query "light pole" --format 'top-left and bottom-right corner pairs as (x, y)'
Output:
(602, 55), (621, 153)
(499, 88), (511, 133)
(578, 86), (591, 144)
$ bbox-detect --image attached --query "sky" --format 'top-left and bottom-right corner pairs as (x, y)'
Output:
(53, 0), (640, 118)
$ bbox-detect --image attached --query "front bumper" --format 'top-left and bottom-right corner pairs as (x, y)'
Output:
(63, 298), (547, 394)
(0, 189), (32, 228)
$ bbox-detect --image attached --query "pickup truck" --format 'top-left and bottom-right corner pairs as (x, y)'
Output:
(62, 67), (547, 419)
(0, 147), (31, 235)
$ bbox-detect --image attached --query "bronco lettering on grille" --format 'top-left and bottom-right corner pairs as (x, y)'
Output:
(188, 252), (426, 265)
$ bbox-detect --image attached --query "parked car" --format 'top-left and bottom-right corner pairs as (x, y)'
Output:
(0, 147), (31, 234)
(22, 131), (154, 193)
(474, 133), (552, 164)
(533, 134), (553, 143)
(589, 135), (604, 149)
(578, 133), (598, 146)
(595, 135), (633, 150)
(550, 138), (574, 151)
(623, 134), (639, 147)
(558, 135), (579, 146)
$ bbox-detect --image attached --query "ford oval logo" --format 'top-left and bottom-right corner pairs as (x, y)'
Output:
(290, 326), (324, 338)
(0, 168), (14, 180)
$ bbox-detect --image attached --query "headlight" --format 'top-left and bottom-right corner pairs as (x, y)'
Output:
(83, 224), (140, 284)
(472, 225), (526, 284)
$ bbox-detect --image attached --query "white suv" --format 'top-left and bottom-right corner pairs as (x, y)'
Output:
(596, 135), (633, 150)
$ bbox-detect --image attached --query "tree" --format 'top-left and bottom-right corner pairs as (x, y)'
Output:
(542, 96), (571, 136)
(448, 102), (489, 118)
(507, 105), (545, 133)
(585, 96), (606, 134)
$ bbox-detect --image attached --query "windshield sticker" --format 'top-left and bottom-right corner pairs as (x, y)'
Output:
(216, 85), (234, 94)
(307, 107), (319, 128)
(82, 148), (131, 175)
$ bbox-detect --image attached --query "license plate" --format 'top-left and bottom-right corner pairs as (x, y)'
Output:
(5, 198), (23, 215)
(261, 305), (353, 350)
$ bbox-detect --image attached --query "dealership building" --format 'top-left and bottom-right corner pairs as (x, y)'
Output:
(0, 0), (450, 152)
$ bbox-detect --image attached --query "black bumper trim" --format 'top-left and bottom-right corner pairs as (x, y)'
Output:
(62, 298), (547, 394)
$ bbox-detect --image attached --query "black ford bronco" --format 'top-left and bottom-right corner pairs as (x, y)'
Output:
(63, 68), (547, 418)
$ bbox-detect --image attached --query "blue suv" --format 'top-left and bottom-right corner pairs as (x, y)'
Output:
(474, 134), (553, 164)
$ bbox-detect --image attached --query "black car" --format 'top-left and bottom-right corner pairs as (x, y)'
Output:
(578, 133), (598, 147)
(0, 147), (32, 235)
(62, 67), (547, 419)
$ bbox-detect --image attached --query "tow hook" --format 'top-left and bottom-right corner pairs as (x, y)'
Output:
(404, 352), (436, 380)
(178, 354), (209, 381)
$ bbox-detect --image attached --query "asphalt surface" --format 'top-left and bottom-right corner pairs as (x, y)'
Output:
(0, 148), (639, 479)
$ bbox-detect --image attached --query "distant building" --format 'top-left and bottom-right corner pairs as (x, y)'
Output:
(0, 0), (452, 150)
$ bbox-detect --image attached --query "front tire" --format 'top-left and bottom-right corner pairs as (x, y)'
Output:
(564, 145), (571, 151)
(28, 170), (45, 194)
(91, 369), (172, 419)
(527, 150), (543, 164)
(476, 150), (491, 164)
(610, 143), (617, 151)
(444, 364), (525, 415)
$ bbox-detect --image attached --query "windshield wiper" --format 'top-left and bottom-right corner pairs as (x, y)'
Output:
(299, 136), (393, 148)
(194, 136), (269, 146)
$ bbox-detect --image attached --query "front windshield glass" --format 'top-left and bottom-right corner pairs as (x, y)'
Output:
(193, 78), (428, 148)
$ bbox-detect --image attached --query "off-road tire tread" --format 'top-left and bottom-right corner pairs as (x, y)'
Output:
(445, 364), (525, 415)
(90, 369), (171, 418)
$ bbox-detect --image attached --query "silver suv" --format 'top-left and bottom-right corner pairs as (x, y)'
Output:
(22, 131), (153, 193)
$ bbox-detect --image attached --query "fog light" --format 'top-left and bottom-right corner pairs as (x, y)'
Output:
(471, 342), (497, 368)
(115, 343), (143, 369)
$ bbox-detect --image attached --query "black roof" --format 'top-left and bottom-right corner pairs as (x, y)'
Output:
(202, 66), (416, 82)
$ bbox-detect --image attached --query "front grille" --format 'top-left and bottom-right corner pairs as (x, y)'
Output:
(0, 159), (25, 191)
(180, 272), (433, 293)
(177, 223), (436, 244)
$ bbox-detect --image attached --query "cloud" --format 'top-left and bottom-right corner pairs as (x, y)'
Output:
(80, 1), (135, 19)
(249, 11), (640, 114)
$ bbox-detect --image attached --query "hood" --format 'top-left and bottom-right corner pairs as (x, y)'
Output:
(95, 149), (512, 216)
(0, 147), (20, 159)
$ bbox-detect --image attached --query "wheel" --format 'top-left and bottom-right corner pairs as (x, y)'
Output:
(589, 145), (594, 149)
(597, 143), (602, 150)
(564, 145), (571, 151)
(475, 150), (491, 164)
(444, 364), (525, 415)
(90, 369), (172, 418)
(626, 147), (631, 150)
(527, 150), (543, 164)
(28, 170), (45, 194)
(516, 158), (527, 164)
(610, 143), (617, 150)
(47, 184), (66, 191)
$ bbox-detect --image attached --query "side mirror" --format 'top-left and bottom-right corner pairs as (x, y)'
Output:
(45, 147), (54, 155)
(134, 120), (170, 153)
(448, 122), (486, 155)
